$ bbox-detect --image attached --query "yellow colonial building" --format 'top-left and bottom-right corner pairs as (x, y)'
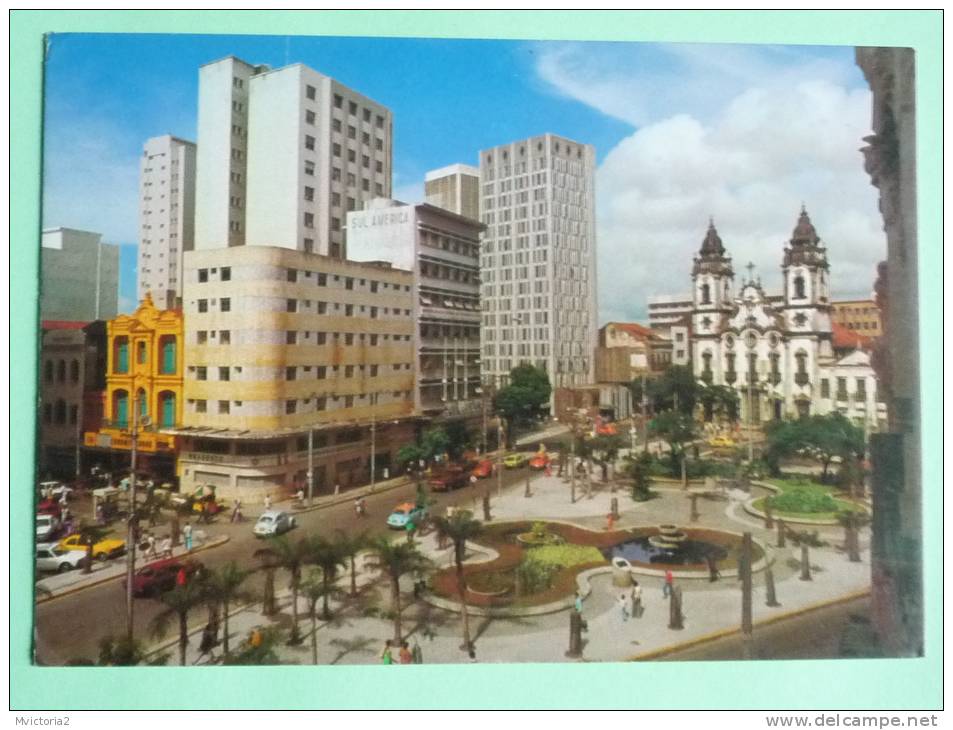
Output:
(84, 294), (184, 476)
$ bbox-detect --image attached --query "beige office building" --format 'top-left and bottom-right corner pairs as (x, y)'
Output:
(195, 56), (393, 258)
(171, 246), (417, 501)
(831, 299), (883, 337)
(424, 164), (480, 221)
(138, 135), (196, 308)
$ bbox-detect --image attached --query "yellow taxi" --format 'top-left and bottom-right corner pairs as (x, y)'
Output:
(58, 533), (126, 562)
(707, 435), (736, 449)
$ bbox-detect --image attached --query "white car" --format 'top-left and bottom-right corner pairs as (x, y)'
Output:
(36, 544), (87, 573)
(38, 481), (73, 500)
(36, 514), (60, 542)
(253, 510), (296, 538)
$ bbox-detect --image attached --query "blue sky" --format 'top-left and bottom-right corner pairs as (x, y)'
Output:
(42, 34), (881, 320)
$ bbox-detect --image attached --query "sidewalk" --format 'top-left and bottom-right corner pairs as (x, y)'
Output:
(151, 469), (871, 665)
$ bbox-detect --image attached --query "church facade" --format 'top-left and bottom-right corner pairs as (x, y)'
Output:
(686, 208), (886, 430)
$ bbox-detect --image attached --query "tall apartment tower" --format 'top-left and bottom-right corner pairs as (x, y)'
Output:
(479, 134), (598, 389)
(138, 135), (196, 308)
(425, 164), (480, 221)
(195, 56), (393, 258)
(40, 227), (119, 321)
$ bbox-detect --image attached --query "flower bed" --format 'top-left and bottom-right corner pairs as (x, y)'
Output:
(752, 478), (866, 521)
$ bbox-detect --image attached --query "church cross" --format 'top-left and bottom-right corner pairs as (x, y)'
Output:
(746, 261), (756, 283)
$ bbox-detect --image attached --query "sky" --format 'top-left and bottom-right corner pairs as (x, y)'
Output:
(41, 33), (884, 320)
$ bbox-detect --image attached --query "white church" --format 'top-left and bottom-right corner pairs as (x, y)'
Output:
(686, 207), (886, 431)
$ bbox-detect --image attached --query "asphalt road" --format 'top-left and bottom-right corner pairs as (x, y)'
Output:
(33, 465), (538, 665)
(656, 595), (873, 661)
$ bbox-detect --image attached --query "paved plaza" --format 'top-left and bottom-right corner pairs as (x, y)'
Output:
(151, 466), (872, 665)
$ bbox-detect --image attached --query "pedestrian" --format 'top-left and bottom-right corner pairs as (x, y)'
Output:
(467, 643), (477, 663)
(574, 590), (584, 614)
(630, 582), (643, 618)
(380, 640), (393, 665)
(183, 522), (193, 552)
(263, 494), (272, 511)
(95, 504), (104, 526)
(248, 628), (262, 648)
(412, 640), (423, 664)
(58, 491), (69, 507)
(606, 513), (616, 531)
(145, 533), (157, 560)
(197, 623), (216, 663)
(160, 536), (172, 559)
(176, 567), (187, 587)
(405, 520), (416, 544)
(399, 641), (413, 664)
(618, 593), (630, 622)
(230, 499), (240, 523)
(663, 569), (674, 599)
(295, 489), (305, 507)
(334, 484), (341, 495)
(707, 555), (721, 582)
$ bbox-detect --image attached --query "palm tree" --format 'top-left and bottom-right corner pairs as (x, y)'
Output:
(366, 536), (430, 645)
(203, 561), (255, 659)
(334, 529), (369, 598)
(259, 535), (311, 644)
(308, 536), (347, 620)
(253, 546), (281, 617)
(150, 578), (209, 666)
(300, 569), (331, 665)
(432, 509), (483, 651)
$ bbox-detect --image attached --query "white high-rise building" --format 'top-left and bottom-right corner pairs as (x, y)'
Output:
(138, 135), (196, 308)
(40, 227), (119, 321)
(425, 163), (480, 221)
(479, 133), (597, 389)
(195, 56), (393, 258)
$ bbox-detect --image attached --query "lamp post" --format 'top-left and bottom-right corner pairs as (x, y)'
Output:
(125, 391), (142, 643)
(369, 392), (377, 491)
(641, 372), (649, 454)
(496, 421), (504, 498)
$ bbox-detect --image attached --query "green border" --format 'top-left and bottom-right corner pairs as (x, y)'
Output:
(10, 9), (942, 710)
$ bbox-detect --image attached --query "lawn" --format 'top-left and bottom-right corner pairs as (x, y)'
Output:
(752, 477), (866, 521)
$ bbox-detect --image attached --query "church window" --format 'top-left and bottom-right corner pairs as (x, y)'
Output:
(701, 316), (712, 330)
(794, 312), (808, 327)
(769, 353), (781, 385)
(724, 353), (736, 384)
(701, 352), (713, 384)
(700, 283), (711, 305)
(820, 378), (830, 398)
(793, 275), (806, 299)
(747, 353), (758, 384)
(794, 351), (809, 386)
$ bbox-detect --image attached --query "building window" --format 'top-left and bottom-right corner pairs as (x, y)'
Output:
(820, 378), (830, 398)
(347, 125), (356, 140)
(332, 119), (342, 132)
(304, 135), (315, 151)
(218, 400), (230, 415)
(331, 217), (340, 231)
(793, 275), (806, 299)
(43, 403), (52, 423)
(287, 298), (298, 313)
(159, 391), (176, 427)
(304, 186), (314, 202)
(197, 331), (208, 345)
(317, 366), (327, 379)
(159, 335), (177, 374)
(114, 338), (129, 373)
(221, 267), (231, 281)
(855, 378), (867, 400)
(286, 367), (297, 381)
(333, 94), (343, 108)
(376, 115), (384, 129)
(220, 298), (231, 312)
(112, 390), (129, 427)
(700, 283), (711, 305)
(306, 84), (316, 100)
(305, 110), (316, 125)
(219, 330), (230, 345)
(70, 359), (80, 383)
(198, 268), (209, 283)
(219, 366), (230, 381)
(795, 352), (809, 386)
(304, 213), (314, 229)
(303, 238), (314, 252)
(287, 331), (297, 345)
(305, 160), (315, 176)
(196, 366), (207, 381)
(198, 299), (208, 313)
(195, 400), (207, 414)
(44, 360), (53, 382)
(286, 400), (297, 414)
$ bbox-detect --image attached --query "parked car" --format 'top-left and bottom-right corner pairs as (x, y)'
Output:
(253, 510), (296, 538)
(708, 436), (736, 449)
(387, 502), (428, 530)
(471, 460), (494, 479)
(428, 466), (469, 492)
(36, 544), (87, 573)
(38, 481), (73, 500)
(37, 500), (62, 520)
(596, 423), (618, 436)
(127, 558), (204, 597)
(529, 453), (551, 470)
(503, 453), (529, 469)
(58, 533), (126, 562)
(36, 514), (61, 542)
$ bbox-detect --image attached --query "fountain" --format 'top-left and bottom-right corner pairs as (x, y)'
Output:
(648, 524), (688, 552)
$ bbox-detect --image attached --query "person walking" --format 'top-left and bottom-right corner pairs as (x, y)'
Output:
(606, 513), (617, 531)
(196, 623), (217, 664)
(412, 640), (423, 664)
(630, 582), (643, 618)
(618, 593), (630, 622)
(574, 590), (584, 615)
(183, 522), (193, 553)
(230, 499), (242, 523)
(176, 567), (188, 587)
(145, 533), (157, 560)
(398, 641), (413, 665)
(295, 489), (305, 508)
(380, 640), (393, 665)
(263, 494), (272, 511)
(160, 536), (172, 559)
(663, 569), (674, 599)
(707, 555), (721, 582)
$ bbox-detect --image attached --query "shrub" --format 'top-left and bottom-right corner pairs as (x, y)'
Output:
(525, 544), (605, 570)
(768, 488), (839, 514)
(516, 559), (557, 594)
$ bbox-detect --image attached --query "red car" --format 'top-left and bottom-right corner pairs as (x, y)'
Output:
(37, 500), (62, 519)
(471, 460), (494, 479)
(428, 466), (470, 492)
(127, 557), (203, 598)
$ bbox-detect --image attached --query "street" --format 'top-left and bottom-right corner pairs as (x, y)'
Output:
(34, 464), (537, 665)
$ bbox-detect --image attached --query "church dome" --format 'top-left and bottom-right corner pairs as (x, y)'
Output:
(783, 205), (829, 269)
(692, 218), (733, 278)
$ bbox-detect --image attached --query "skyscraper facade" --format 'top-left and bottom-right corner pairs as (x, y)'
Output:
(425, 163), (480, 221)
(195, 56), (393, 258)
(478, 133), (597, 389)
(40, 227), (119, 322)
(138, 135), (196, 308)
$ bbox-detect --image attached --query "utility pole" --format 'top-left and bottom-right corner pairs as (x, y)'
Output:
(641, 372), (649, 454)
(570, 426), (576, 504)
(125, 392), (140, 643)
(370, 393), (377, 490)
(741, 531), (754, 658)
(496, 422), (504, 498)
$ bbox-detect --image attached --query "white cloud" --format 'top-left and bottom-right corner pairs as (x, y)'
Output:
(535, 43), (884, 323)
(392, 180), (425, 206)
(42, 100), (141, 245)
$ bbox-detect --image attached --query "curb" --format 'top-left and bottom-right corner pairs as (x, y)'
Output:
(626, 588), (871, 661)
(36, 534), (232, 604)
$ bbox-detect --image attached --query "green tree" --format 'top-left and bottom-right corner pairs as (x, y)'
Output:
(803, 413), (865, 481)
(420, 426), (451, 462)
(396, 444), (425, 472)
(698, 384), (740, 422)
(444, 420), (474, 461)
(307, 535), (347, 620)
(625, 451), (653, 502)
(300, 569), (332, 665)
(432, 510), (483, 652)
(335, 529), (369, 597)
(366, 537), (430, 645)
(150, 578), (209, 666)
(224, 625), (283, 665)
(72, 522), (112, 574)
(588, 432), (626, 482)
(203, 561), (255, 660)
(96, 635), (168, 666)
(259, 535), (311, 644)
(494, 364), (552, 444)
(649, 410), (697, 481)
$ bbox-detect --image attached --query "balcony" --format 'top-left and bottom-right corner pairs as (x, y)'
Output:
(794, 372), (810, 387)
(701, 370), (713, 385)
(769, 372), (782, 386)
(724, 371), (737, 385)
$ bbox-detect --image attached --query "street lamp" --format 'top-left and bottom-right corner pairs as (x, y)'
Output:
(125, 391), (145, 643)
(369, 392), (377, 491)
